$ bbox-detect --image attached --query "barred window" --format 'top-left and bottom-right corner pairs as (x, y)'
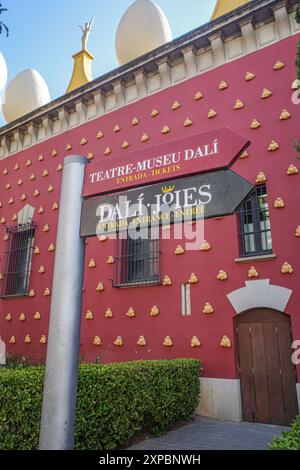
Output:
(113, 229), (161, 288)
(0, 224), (36, 298)
(238, 185), (272, 257)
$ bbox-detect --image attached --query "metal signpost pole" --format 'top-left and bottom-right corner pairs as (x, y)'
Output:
(39, 155), (88, 450)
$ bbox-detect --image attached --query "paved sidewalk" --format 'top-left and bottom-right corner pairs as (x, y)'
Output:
(129, 417), (289, 450)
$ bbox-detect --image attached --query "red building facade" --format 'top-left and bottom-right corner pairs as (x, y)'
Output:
(0, 0), (299, 424)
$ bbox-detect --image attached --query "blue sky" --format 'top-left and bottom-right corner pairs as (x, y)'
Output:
(0, 0), (216, 124)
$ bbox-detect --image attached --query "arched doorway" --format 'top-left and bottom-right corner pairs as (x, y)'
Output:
(234, 308), (299, 426)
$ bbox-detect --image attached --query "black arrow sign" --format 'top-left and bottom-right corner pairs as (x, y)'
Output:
(80, 169), (254, 237)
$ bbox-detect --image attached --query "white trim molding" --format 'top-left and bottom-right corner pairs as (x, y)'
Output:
(18, 204), (35, 225)
(197, 378), (243, 422)
(227, 279), (293, 314)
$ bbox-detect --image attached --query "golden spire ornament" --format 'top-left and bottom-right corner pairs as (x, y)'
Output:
(66, 17), (95, 93)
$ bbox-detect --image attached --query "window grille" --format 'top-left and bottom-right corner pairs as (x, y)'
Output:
(238, 185), (272, 257)
(0, 223), (36, 298)
(113, 229), (161, 288)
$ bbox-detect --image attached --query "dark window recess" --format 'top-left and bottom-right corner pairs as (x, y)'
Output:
(0, 223), (36, 298)
(238, 184), (272, 257)
(113, 230), (161, 287)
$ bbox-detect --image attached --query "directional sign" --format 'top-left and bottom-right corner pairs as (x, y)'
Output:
(81, 169), (254, 237)
(83, 128), (249, 197)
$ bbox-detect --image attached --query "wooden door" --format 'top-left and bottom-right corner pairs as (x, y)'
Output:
(235, 308), (298, 426)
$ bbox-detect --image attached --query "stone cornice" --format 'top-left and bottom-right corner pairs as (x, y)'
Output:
(0, 0), (299, 158)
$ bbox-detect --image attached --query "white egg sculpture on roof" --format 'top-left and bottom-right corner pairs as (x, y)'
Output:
(2, 69), (50, 124)
(115, 0), (172, 65)
(0, 51), (7, 92)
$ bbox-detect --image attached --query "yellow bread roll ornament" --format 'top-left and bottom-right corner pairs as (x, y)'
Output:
(161, 125), (170, 134)
(188, 273), (198, 284)
(280, 109), (291, 120)
(107, 256), (114, 264)
(24, 335), (31, 344)
(274, 198), (285, 209)
(219, 80), (228, 90)
(194, 91), (203, 100)
(89, 259), (96, 268)
(220, 336), (231, 348)
(163, 275), (172, 286)
(19, 312), (26, 321)
(248, 266), (259, 278)
(203, 303), (214, 315)
(5, 313), (12, 321)
(287, 164), (298, 175)
(93, 336), (101, 346)
(9, 336), (16, 344)
(34, 312), (41, 320)
(85, 310), (94, 320)
(150, 306), (159, 317)
(295, 226), (300, 237)
(245, 71), (255, 81)
(191, 336), (201, 348)
(281, 262), (293, 274)
(172, 100), (181, 110)
(200, 240), (211, 251)
(141, 132), (149, 142)
(39, 335), (47, 344)
(256, 172), (267, 183)
(261, 88), (272, 99)
(163, 336), (173, 347)
(184, 117), (193, 127)
(151, 109), (159, 117)
(114, 336), (123, 346)
(126, 307), (136, 318)
(234, 99), (244, 110)
(250, 119), (261, 129)
(217, 270), (228, 281)
(208, 108), (217, 118)
(175, 245), (185, 255)
(105, 308), (113, 318)
(273, 61), (284, 70)
(268, 140), (279, 151)
(137, 336), (147, 347)
(96, 282), (105, 292)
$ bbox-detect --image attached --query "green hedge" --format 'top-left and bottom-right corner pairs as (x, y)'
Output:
(270, 415), (300, 450)
(0, 359), (200, 450)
